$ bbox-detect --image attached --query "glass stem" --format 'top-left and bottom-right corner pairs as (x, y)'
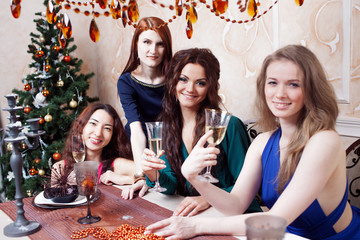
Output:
(205, 166), (211, 174)
(155, 170), (159, 187)
(86, 195), (92, 218)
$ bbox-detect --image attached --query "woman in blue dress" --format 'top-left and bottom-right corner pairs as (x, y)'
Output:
(144, 45), (360, 239)
(117, 17), (172, 199)
(141, 48), (261, 216)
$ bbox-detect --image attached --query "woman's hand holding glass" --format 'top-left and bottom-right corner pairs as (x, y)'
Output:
(181, 130), (220, 181)
(142, 148), (166, 181)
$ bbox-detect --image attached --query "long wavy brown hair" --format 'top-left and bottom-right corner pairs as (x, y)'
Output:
(255, 45), (338, 192)
(121, 16), (172, 75)
(61, 103), (132, 173)
(161, 48), (222, 195)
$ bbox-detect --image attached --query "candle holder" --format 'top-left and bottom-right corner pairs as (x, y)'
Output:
(2, 94), (45, 237)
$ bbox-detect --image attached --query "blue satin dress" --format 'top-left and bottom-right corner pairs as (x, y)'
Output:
(261, 128), (360, 239)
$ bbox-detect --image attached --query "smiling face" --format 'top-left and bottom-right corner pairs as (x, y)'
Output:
(137, 30), (165, 69)
(175, 63), (209, 112)
(82, 109), (114, 155)
(264, 59), (304, 124)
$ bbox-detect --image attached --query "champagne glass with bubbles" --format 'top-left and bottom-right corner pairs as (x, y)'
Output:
(72, 134), (85, 163)
(197, 109), (231, 183)
(145, 122), (167, 193)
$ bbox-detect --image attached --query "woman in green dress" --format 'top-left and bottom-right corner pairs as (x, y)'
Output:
(141, 48), (261, 216)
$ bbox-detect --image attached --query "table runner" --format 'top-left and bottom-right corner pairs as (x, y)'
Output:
(0, 185), (237, 240)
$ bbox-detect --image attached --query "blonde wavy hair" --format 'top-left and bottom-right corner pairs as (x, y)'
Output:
(255, 45), (338, 192)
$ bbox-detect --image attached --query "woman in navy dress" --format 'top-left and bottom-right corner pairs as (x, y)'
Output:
(144, 45), (360, 239)
(117, 17), (172, 199)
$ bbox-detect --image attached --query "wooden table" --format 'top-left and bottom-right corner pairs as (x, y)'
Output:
(0, 185), (236, 240)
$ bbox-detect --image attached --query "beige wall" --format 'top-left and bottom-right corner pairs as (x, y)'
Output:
(1, 0), (359, 145)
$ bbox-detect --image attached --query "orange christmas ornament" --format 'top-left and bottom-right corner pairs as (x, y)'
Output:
(61, 13), (72, 39)
(53, 152), (62, 160)
(24, 106), (31, 114)
(42, 88), (50, 97)
(24, 84), (31, 91)
(35, 49), (44, 58)
(34, 158), (41, 164)
(63, 55), (71, 62)
(39, 117), (45, 124)
(52, 45), (60, 52)
(29, 167), (38, 176)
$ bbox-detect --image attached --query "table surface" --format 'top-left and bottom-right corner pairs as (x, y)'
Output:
(0, 184), (308, 240)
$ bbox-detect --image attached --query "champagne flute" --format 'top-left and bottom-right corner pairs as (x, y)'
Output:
(75, 161), (101, 224)
(72, 134), (85, 163)
(145, 122), (167, 193)
(197, 109), (231, 183)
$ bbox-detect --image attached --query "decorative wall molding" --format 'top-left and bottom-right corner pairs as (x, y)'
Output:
(336, 118), (360, 138)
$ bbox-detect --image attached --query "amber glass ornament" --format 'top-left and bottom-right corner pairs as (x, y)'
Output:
(61, 13), (72, 39)
(187, 6), (198, 24)
(35, 49), (44, 58)
(24, 84), (31, 91)
(55, 0), (62, 5)
(89, 18), (100, 43)
(24, 106), (31, 114)
(295, 0), (304, 6)
(10, 0), (21, 19)
(175, 0), (183, 16)
(247, 0), (257, 18)
(63, 55), (71, 62)
(212, 0), (228, 15)
(44, 113), (53, 122)
(46, 0), (57, 24)
(38, 169), (45, 176)
(186, 20), (193, 39)
(58, 31), (66, 49)
(52, 45), (60, 52)
(53, 152), (62, 160)
(127, 0), (139, 23)
(29, 167), (38, 176)
(69, 99), (78, 108)
(110, 0), (121, 19)
(39, 117), (45, 125)
(98, 0), (108, 9)
(121, 7), (127, 27)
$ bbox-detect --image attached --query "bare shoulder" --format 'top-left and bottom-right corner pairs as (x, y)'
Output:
(308, 130), (343, 148)
(246, 130), (275, 155)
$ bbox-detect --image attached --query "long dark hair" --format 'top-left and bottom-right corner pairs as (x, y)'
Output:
(161, 48), (221, 195)
(62, 103), (132, 173)
(121, 17), (172, 75)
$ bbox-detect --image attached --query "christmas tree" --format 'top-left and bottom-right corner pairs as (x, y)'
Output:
(0, 0), (97, 201)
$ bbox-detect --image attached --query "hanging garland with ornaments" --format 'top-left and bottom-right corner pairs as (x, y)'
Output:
(11, 0), (305, 40)
(0, 0), (98, 201)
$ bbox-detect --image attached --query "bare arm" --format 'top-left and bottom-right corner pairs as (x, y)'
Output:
(99, 157), (136, 185)
(129, 121), (147, 174)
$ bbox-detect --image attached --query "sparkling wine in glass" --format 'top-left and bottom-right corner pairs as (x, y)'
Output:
(197, 109), (231, 183)
(145, 122), (167, 193)
(72, 135), (85, 163)
(75, 161), (101, 224)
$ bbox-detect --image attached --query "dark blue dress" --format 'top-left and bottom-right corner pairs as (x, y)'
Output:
(261, 128), (360, 240)
(117, 72), (165, 138)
